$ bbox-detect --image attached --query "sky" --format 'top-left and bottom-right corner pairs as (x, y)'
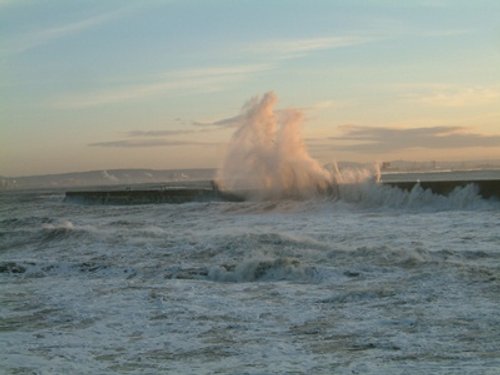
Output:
(1, 0), (500, 177)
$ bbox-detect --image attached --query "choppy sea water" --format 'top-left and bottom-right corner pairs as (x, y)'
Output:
(1, 172), (500, 374)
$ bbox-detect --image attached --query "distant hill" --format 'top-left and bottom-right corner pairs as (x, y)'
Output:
(2, 159), (499, 191)
(0, 168), (217, 190)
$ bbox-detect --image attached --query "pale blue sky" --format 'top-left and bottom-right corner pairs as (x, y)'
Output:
(2, 0), (500, 176)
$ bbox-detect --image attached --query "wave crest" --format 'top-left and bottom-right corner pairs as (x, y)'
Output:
(208, 257), (317, 283)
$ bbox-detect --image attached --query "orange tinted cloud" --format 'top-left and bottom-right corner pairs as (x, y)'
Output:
(330, 125), (500, 153)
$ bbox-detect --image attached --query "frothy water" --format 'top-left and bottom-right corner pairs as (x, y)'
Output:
(1, 184), (500, 374)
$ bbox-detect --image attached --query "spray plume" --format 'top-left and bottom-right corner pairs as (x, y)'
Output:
(216, 92), (334, 199)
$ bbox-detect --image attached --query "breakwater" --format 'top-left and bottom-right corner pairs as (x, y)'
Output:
(64, 179), (500, 204)
(65, 188), (244, 204)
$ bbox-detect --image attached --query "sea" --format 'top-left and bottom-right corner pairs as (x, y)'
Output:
(1, 170), (500, 375)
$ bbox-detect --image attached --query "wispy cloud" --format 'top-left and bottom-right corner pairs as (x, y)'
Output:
(193, 114), (243, 128)
(247, 35), (373, 59)
(417, 29), (471, 37)
(300, 99), (348, 112)
(393, 84), (500, 107)
(52, 64), (271, 109)
(416, 87), (500, 107)
(308, 100), (339, 110)
(248, 26), (470, 61)
(127, 129), (195, 137)
(5, 6), (134, 55)
(193, 98), (345, 129)
(330, 125), (500, 153)
(171, 64), (271, 79)
(93, 125), (222, 148)
(89, 139), (216, 148)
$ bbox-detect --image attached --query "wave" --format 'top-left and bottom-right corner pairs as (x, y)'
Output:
(222, 181), (497, 213)
(41, 219), (75, 231)
(39, 220), (81, 242)
(161, 257), (318, 283)
(208, 257), (317, 283)
(334, 180), (493, 211)
(4, 245), (497, 286)
(0, 216), (54, 229)
(37, 220), (105, 244)
(0, 258), (118, 278)
(0, 256), (317, 283)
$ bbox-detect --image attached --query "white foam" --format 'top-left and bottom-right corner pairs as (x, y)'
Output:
(41, 219), (75, 230)
(335, 181), (491, 211)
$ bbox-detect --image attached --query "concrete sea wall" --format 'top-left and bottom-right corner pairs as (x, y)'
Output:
(65, 180), (500, 204)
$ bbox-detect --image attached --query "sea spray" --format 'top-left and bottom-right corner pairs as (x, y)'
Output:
(216, 92), (334, 199)
(215, 92), (382, 200)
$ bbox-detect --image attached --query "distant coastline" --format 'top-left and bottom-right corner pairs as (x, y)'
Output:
(0, 168), (216, 191)
(2, 160), (500, 191)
